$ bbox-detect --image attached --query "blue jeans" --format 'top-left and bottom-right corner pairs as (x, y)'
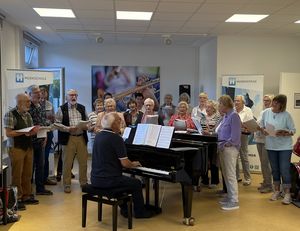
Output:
(33, 140), (46, 192)
(44, 131), (54, 182)
(267, 149), (292, 189)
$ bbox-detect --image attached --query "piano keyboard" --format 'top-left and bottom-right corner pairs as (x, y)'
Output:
(134, 166), (170, 175)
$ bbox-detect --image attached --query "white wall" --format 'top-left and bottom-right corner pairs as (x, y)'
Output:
(216, 36), (300, 97)
(39, 43), (198, 113)
(1, 20), (23, 71)
(199, 37), (217, 100)
(280, 72), (300, 162)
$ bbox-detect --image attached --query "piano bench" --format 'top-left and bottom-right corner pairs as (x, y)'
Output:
(82, 184), (133, 231)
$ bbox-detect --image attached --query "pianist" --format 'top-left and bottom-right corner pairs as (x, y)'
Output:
(91, 112), (154, 218)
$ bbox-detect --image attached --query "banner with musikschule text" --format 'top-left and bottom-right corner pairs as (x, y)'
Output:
(222, 75), (264, 173)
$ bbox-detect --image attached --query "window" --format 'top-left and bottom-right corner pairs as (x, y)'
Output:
(23, 32), (40, 68)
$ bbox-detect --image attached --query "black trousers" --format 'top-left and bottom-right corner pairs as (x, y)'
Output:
(91, 175), (145, 214)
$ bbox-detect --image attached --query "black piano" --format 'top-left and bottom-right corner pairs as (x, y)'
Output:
(124, 132), (218, 226)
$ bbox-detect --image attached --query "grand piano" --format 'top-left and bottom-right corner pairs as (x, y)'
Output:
(123, 132), (218, 225)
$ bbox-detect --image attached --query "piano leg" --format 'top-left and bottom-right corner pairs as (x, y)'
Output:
(154, 179), (159, 208)
(145, 177), (150, 205)
(181, 183), (195, 226)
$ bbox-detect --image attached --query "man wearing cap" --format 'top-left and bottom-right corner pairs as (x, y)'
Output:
(56, 89), (89, 193)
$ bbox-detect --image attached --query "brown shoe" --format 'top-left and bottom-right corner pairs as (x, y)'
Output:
(45, 179), (57, 185)
(64, 185), (71, 193)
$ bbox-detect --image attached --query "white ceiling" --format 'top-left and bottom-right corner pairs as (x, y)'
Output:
(1, 0), (300, 46)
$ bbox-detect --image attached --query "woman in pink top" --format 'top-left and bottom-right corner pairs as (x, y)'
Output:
(168, 101), (196, 130)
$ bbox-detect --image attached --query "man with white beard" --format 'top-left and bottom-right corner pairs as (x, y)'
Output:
(56, 89), (89, 193)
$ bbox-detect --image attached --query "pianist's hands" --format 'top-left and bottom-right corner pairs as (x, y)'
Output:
(132, 161), (142, 168)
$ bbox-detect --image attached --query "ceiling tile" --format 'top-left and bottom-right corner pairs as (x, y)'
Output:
(157, 2), (202, 13)
(58, 33), (88, 40)
(73, 9), (114, 19)
(209, 22), (251, 35)
(69, 0), (114, 10)
(115, 0), (158, 11)
(42, 17), (81, 24)
(80, 18), (114, 26)
(237, 4), (286, 14)
(152, 12), (192, 21)
(197, 3), (243, 14)
(25, 0), (71, 8)
(47, 22), (83, 29)
(116, 20), (150, 27)
(82, 24), (115, 31)
(116, 26), (147, 32)
(189, 13), (230, 22)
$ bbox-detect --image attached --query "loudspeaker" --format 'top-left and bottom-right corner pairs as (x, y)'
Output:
(179, 84), (191, 97)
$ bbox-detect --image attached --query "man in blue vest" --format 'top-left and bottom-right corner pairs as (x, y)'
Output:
(56, 89), (89, 193)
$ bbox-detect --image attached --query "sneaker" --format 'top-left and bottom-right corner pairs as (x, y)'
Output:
(259, 186), (273, 193)
(270, 191), (281, 201)
(22, 197), (39, 205)
(135, 209), (155, 219)
(193, 186), (201, 192)
(219, 197), (229, 205)
(64, 185), (71, 193)
(36, 189), (53, 195)
(17, 200), (26, 211)
(209, 184), (217, 189)
(45, 179), (57, 185)
(282, 193), (291, 205)
(243, 180), (251, 186)
(221, 202), (239, 211)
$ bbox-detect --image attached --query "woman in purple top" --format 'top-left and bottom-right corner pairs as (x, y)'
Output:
(217, 95), (241, 211)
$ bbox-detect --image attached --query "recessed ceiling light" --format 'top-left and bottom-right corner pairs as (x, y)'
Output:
(295, 20), (300, 23)
(226, 14), (268, 23)
(33, 8), (75, 18)
(35, 26), (42, 30)
(116, 11), (153, 21)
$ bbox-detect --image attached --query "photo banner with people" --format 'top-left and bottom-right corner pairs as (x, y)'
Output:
(222, 75), (264, 172)
(91, 66), (160, 111)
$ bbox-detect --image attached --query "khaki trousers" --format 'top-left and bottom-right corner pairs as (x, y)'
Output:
(9, 147), (33, 200)
(63, 136), (88, 186)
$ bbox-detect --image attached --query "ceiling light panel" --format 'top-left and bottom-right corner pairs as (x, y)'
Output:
(226, 14), (269, 23)
(33, 8), (76, 18)
(116, 11), (153, 20)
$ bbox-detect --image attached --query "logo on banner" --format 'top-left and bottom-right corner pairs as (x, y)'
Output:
(228, 78), (236, 86)
(15, 73), (24, 83)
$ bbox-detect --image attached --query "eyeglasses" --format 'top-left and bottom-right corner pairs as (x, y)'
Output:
(68, 94), (78, 97)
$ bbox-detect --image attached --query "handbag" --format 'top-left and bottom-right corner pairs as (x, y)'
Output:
(293, 136), (300, 157)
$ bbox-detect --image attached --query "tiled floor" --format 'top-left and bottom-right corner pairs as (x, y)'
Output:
(2, 169), (300, 231)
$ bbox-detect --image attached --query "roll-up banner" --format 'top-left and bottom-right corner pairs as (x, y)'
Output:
(222, 75), (264, 172)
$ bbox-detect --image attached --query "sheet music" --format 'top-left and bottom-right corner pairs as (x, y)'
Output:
(122, 127), (132, 141)
(37, 126), (51, 138)
(76, 120), (90, 129)
(144, 124), (161, 146)
(53, 123), (69, 132)
(265, 122), (276, 137)
(15, 126), (36, 133)
(132, 124), (162, 146)
(156, 126), (174, 149)
(192, 117), (202, 134)
(132, 124), (148, 145)
(145, 115), (158, 125)
(174, 119), (187, 131)
(243, 119), (259, 132)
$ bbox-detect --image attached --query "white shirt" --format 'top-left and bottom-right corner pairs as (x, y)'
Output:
(236, 105), (253, 123)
